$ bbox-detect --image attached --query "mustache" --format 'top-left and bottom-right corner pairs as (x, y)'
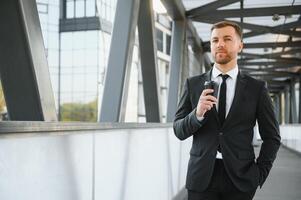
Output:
(215, 48), (227, 53)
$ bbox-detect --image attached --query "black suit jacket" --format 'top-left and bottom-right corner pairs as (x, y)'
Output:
(173, 70), (281, 192)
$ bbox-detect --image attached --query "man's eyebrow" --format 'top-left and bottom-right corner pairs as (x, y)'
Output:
(211, 35), (233, 39)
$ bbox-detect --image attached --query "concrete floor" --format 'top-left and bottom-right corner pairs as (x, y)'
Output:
(254, 145), (301, 200)
(176, 145), (301, 200)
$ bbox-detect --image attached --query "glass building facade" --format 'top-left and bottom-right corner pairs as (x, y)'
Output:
(32, 0), (172, 122)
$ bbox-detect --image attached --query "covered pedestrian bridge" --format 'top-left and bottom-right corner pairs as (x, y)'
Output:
(0, 0), (300, 199)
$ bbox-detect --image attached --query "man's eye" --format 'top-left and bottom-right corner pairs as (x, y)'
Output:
(212, 40), (218, 43)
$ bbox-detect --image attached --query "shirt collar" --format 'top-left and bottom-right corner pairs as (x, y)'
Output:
(212, 64), (239, 80)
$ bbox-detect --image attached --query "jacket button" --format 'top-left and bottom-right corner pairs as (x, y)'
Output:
(219, 132), (223, 136)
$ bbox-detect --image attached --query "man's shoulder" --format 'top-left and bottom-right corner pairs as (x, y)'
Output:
(242, 73), (265, 87)
(187, 73), (207, 83)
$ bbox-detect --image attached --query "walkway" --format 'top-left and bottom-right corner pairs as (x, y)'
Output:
(254, 145), (301, 200)
(178, 145), (301, 200)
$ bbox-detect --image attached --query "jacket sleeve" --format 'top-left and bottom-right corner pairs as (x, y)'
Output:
(173, 79), (204, 141)
(256, 83), (281, 188)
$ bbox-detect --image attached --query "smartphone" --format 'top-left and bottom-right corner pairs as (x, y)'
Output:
(204, 81), (218, 98)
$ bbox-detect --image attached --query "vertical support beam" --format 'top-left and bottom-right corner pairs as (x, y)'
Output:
(279, 91), (285, 124)
(285, 86), (290, 123)
(0, 0), (57, 121)
(290, 79), (297, 123)
(166, 21), (186, 122)
(137, 0), (161, 122)
(99, 0), (140, 122)
(299, 76), (301, 123)
(60, 0), (66, 19)
(274, 94), (280, 123)
(278, 92), (283, 124)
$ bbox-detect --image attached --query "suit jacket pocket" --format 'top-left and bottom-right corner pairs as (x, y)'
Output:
(238, 151), (255, 160)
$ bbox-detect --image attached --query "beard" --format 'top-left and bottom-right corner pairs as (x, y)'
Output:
(213, 52), (233, 64)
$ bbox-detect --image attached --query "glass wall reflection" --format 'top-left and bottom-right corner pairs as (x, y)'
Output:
(34, 0), (173, 122)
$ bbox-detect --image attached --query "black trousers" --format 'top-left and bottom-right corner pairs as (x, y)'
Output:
(188, 159), (257, 200)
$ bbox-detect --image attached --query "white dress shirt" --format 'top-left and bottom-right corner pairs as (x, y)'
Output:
(212, 65), (238, 117)
(198, 65), (239, 159)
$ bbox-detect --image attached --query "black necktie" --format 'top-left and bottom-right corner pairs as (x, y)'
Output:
(218, 74), (229, 126)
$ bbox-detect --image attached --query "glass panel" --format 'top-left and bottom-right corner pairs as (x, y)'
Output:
(37, 3), (48, 14)
(156, 28), (163, 52)
(86, 0), (96, 17)
(61, 33), (73, 50)
(48, 4), (59, 25)
(73, 50), (86, 66)
(66, 0), (75, 18)
(61, 50), (73, 67)
(48, 50), (59, 67)
(75, 0), (85, 18)
(59, 30), (102, 121)
(166, 34), (171, 55)
(85, 49), (98, 65)
(85, 31), (98, 48)
(48, 32), (59, 49)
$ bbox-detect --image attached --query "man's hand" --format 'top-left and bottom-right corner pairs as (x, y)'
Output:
(196, 89), (218, 118)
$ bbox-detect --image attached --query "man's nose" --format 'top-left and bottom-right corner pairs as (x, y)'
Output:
(217, 40), (225, 47)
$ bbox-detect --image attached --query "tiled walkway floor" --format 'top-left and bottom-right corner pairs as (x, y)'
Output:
(178, 145), (301, 200)
(254, 145), (301, 200)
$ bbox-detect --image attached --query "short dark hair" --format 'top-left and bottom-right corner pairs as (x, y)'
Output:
(211, 21), (243, 41)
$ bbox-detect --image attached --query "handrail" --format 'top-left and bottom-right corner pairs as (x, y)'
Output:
(0, 121), (172, 136)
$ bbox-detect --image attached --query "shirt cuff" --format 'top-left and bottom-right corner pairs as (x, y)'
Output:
(196, 115), (204, 122)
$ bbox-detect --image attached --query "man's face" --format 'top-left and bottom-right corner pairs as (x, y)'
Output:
(210, 26), (243, 65)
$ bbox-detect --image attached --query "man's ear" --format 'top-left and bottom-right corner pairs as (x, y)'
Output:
(239, 41), (243, 52)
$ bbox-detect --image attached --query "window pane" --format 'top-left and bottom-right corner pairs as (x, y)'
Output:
(66, 1), (74, 18)
(166, 34), (171, 55)
(75, 0), (85, 18)
(156, 29), (163, 52)
(37, 3), (48, 14)
(86, 0), (96, 17)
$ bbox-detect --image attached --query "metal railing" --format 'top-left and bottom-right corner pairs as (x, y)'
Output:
(280, 124), (301, 154)
(0, 122), (191, 200)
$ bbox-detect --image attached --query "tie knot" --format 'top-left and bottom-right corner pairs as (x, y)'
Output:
(219, 74), (229, 82)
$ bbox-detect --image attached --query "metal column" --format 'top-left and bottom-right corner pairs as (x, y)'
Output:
(0, 0), (57, 121)
(99, 0), (140, 122)
(284, 86), (290, 123)
(181, 41), (189, 93)
(137, 0), (161, 122)
(290, 79), (297, 123)
(272, 95), (279, 123)
(278, 92), (283, 124)
(299, 76), (301, 123)
(166, 21), (186, 122)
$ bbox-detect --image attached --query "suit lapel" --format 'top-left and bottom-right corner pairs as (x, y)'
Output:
(222, 71), (247, 129)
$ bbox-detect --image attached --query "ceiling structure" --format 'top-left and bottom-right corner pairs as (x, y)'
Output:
(181, 0), (301, 95)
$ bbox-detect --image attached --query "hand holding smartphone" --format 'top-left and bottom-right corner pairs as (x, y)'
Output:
(196, 81), (218, 118)
(204, 81), (218, 98)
